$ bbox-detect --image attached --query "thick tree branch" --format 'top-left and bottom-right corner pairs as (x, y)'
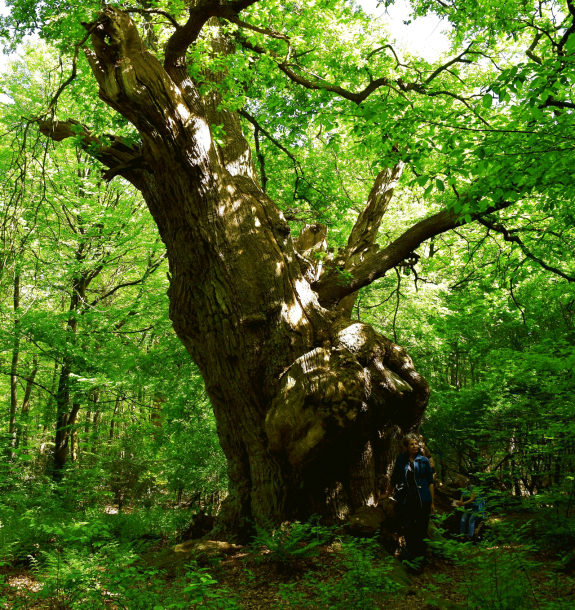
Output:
(314, 200), (514, 309)
(541, 98), (575, 110)
(345, 161), (404, 260)
(526, 32), (543, 64)
(391, 267), (402, 343)
(236, 35), (396, 104)
(37, 119), (147, 188)
(252, 121), (267, 192)
(558, 0), (575, 52)
(424, 42), (477, 84)
(237, 34), (488, 112)
(476, 217), (575, 282)
(332, 161), (404, 318)
(123, 6), (180, 28)
(164, 0), (260, 69)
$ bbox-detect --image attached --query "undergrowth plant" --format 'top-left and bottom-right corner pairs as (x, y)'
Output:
(11, 541), (172, 609)
(180, 560), (241, 609)
(250, 518), (336, 569)
(428, 510), (574, 610)
(277, 535), (400, 609)
(529, 481), (575, 576)
(8, 543), (239, 610)
(0, 467), (207, 609)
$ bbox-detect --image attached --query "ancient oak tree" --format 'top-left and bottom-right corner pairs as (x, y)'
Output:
(9, 0), (574, 535)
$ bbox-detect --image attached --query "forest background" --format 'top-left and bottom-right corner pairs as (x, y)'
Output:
(0, 0), (574, 608)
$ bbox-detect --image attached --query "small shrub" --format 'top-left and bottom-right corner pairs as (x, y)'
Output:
(250, 519), (334, 568)
(430, 514), (545, 610)
(277, 535), (400, 609)
(181, 561), (241, 609)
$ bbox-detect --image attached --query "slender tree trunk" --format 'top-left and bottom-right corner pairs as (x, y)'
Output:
(16, 354), (39, 450)
(91, 407), (101, 455)
(69, 403), (81, 462)
(109, 396), (121, 443)
(52, 271), (89, 477)
(39, 360), (59, 462)
(53, 360), (72, 478)
(8, 274), (21, 457)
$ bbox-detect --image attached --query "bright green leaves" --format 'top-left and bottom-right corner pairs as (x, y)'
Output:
(1, 0), (100, 51)
(422, 183), (433, 197)
(210, 123), (227, 147)
(482, 94), (493, 109)
(565, 33), (575, 53)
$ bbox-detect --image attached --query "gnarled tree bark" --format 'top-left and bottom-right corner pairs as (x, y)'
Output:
(40, 4), (436, 538)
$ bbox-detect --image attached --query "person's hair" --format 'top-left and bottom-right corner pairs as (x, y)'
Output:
(402, 432), (420, 449)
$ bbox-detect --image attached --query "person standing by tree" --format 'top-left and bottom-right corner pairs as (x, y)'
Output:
(390, 433), (435, 566)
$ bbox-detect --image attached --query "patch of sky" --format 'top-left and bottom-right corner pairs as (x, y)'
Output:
(357, 0), (452, 62)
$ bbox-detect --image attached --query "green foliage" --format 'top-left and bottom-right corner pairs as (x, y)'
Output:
(0, 2), (574, 608)
(336, 537), (400, 606)
(9, 537), (171, 609)
(460, 527), (541, 609)
(0, 463), (227, 609)
(277, 535), (400, 609)
(181, 561), (241, 609)
(250, 518), (335, 567)
(428, 508), (575, 610)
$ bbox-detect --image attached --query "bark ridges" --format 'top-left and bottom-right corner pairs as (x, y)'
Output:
(38, 5), (433, 535)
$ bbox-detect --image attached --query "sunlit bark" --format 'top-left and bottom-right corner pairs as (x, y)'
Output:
(40, 6), (431, 537)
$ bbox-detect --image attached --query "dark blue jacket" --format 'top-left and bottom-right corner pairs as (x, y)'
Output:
(391, 452), (434, 505)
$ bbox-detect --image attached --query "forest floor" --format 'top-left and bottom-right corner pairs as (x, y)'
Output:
(182, 542), (468, 609)
(156, 532), (574, 610)
(2, 510), (574, 609)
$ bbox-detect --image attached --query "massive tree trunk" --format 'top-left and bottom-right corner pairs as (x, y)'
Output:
(40, 5), (433, 537)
